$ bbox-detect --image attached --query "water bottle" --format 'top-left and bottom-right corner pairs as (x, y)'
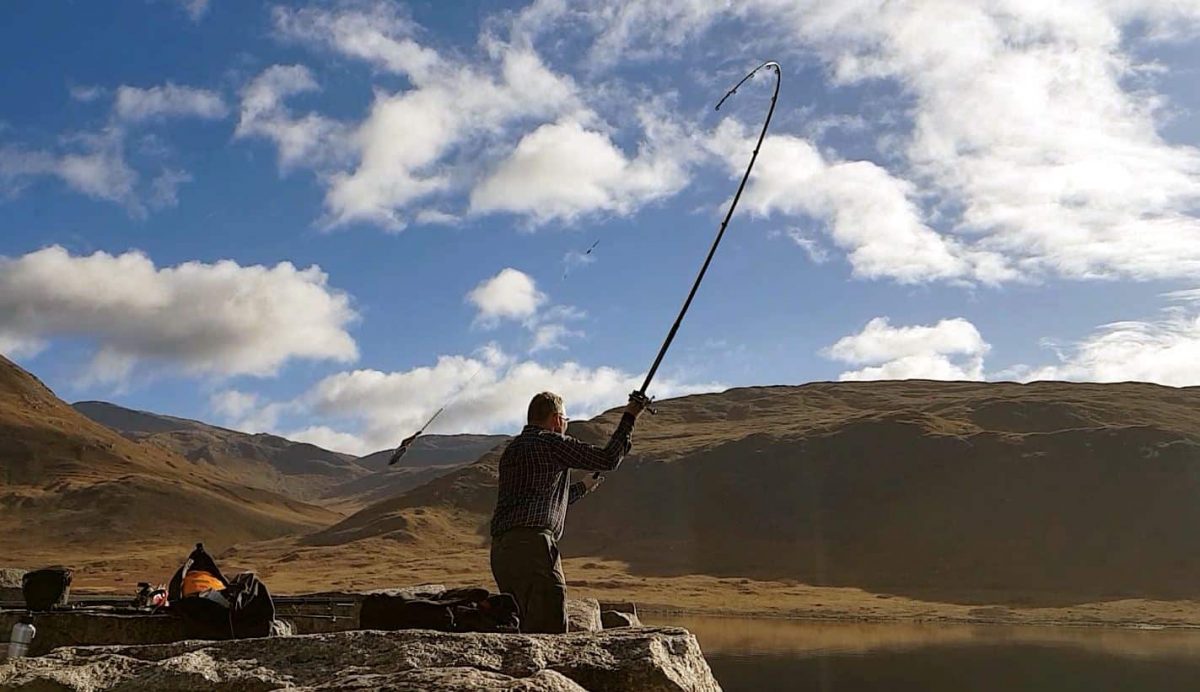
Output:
(6, 615), (35, 659)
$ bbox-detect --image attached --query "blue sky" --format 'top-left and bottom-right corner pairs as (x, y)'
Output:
(3, 1), (1200, 454)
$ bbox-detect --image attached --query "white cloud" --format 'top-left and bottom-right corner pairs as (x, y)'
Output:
(0, 333), (45, 360)
(297, 347), (720, 453)
(235, 65), (350, 171)
(770, 227), (830, 264)
(69, 85), (106, 103)
(4, 80), (224, 213)
(149, 168), (192, 208)
(271, 2), (438, 79)
(0, 246), (358, 384)
(179, 0), (210, 21)
(467, 268), (548, 326)
(465, 269), (585, 352)
(1016, 299), (1200, 387)
(530, 323), (583, 353)
(270, 2), (612, 229)
(210, 389), (259, 419)
(530, 0), (1200, 283)
(0, 130), (142, 212)
(209, 389), (293, 434)
(562, 245), (599, 278)
(113, 83), (227, 123)
(826, 317), (990, 381)
(283, 425), (372, 456)
(708, 120), (1013, 284)
(470, 116), (691, 224)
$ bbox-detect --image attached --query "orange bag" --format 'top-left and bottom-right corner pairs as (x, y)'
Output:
(181, 570), (225, 597)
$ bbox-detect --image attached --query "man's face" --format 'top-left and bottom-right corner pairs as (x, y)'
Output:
(553, 407), (570, 434)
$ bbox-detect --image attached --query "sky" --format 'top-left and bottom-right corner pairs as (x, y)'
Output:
(4, 0), (1200, 455)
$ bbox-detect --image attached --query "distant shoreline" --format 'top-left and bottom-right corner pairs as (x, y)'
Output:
(637, 602), (1200, 630)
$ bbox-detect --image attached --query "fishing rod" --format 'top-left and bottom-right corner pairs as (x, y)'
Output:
(388, 362), (486, 465)
(592, 62), (780, 481)
(633, 61), (781, 406)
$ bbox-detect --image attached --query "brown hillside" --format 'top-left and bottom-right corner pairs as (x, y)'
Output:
(0, 356), (338, 563)
(72, 401), (370, 501)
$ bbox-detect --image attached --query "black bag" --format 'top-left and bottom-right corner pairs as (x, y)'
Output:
(167, 543), (276, 639)
(22, 567), (72, 611)
(360, 587), (519, 633)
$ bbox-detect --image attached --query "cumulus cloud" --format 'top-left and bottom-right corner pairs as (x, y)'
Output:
(283, 425), (373, 456)
(826, 317), (990, 381)
(295, 347), (719, 454)
(466, 269), (585, 353)
(273, 2), (586, 228)
(470, 115), (691, 224)
(210, 389), (260, 420)
(209, 389), (294, 434)
(235, 64), (350, 171)
(0, 246), (358, 384)
(467, 268), (548, 326)
(708, 120), (1013, 284)
(113, 83), (227, 123)
(1016, 295), (1200, 386)
(269, 1), (694, 229)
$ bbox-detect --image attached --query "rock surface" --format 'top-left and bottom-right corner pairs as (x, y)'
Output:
(566, 598), (601, 632)
(0, 626), (720, 691)
(0, 568), (25, 602)
(0, 609), (191, 656)
(601, 610), (641, 628)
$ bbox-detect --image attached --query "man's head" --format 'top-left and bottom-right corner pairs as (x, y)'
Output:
(528, 391), (568, 433)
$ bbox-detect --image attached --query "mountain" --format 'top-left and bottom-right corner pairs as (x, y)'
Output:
(305, 381), (1200, 603)
(72, 401), (370, 500)
(0, 355), (338, 565)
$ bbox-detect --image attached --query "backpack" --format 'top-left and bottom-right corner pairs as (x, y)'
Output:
(22, 567), (72, 611)
(167, 543), (276, 639)
(359, 587), (519, 633)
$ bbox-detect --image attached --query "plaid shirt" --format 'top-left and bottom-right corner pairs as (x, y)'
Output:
(490, 413), (636, 540)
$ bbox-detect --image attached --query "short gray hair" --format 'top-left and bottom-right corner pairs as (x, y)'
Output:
(527, 391), (563, 424)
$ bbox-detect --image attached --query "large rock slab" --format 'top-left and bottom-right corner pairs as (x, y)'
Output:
(0, 609), (191, 656)
(0, 626), (720, 692)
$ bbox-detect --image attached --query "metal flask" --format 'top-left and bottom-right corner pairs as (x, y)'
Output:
(6, 615), (35, 659)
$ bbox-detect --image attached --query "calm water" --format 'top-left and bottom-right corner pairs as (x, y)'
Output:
(647, 615), (1200, 691)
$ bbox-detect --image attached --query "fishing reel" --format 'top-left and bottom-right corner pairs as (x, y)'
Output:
(629, 390), (657, 415)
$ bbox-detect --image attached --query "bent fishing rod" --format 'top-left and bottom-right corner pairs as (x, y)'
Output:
(635, 60), (781, 409)
(595, 61), (780, 478)
(388, 364), (485, 465)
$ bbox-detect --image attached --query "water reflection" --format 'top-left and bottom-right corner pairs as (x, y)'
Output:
(647, 615), (1200, 692)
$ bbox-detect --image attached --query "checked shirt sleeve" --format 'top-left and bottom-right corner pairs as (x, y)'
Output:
(567, 481), (588, 505)
(553, 413), (636, 472)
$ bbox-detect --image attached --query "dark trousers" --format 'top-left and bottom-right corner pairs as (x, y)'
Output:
(490, 526), (567, 634)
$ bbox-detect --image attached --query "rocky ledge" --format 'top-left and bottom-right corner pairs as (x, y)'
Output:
(0, 626), (720, 691)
